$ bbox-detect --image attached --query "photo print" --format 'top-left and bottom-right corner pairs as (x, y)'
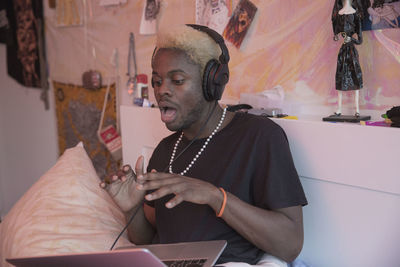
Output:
(222, 0), (257, 48)
(195, 0), (232, 34)
(139, 0), (161, 35)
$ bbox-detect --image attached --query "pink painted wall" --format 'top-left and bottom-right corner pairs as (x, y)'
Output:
(44, 0), (400, 113)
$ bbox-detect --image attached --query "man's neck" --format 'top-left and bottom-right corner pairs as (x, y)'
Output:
(183, 103), (222, 140)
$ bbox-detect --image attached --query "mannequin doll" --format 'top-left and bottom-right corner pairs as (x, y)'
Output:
(331, 0), (364, 117)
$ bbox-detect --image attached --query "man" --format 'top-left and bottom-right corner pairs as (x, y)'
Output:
(101, 24), (307, 266)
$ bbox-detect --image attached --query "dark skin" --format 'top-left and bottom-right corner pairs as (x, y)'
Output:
(101, 48), (304, 262)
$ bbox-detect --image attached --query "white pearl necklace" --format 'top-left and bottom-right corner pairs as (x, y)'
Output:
(169, 107), (227, 176)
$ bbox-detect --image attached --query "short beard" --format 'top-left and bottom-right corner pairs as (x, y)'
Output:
(167, 96), (208, 133)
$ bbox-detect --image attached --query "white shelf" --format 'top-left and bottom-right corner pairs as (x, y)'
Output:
(271, 117), (400, 195)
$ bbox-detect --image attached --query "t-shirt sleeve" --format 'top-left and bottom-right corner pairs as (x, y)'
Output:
(253, 123), (308, 210)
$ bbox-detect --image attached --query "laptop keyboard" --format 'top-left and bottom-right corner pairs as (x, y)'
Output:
(162, 258), (207, 267)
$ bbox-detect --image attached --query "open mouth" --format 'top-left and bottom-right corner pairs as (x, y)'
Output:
(159, 105), (177, 123)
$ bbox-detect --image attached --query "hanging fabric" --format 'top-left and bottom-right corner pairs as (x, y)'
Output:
(53, 80), (120, 178)
(5, 0), (43, 88)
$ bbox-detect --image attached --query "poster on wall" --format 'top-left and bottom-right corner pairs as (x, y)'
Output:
(56, 0), (83, 27)
(361, 0), (400, 31)
(53, 81), (121, 179)
(195, 0), (232, 34)
(5, 0), (43, 88)
(139, 0), (161, 35)
(222, 0), (257, 48)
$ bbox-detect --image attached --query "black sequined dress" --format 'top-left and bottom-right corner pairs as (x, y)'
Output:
(332, 13), (363, 91)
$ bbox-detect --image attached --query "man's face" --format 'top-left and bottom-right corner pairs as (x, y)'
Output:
(152, 49), (207, 132)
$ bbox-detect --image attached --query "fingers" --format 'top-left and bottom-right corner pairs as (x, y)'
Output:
(165, 194), (184, 209)
(143, 183), (177, 200)
(144, 186), (185, 209)
(122, 164), (136, 182)
(99, 164), (136, 189)
(137, 173), (181, 191)
(135, 156), (145, 181)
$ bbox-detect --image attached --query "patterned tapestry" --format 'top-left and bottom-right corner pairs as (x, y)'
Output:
(53, 81), (120, 179)
(5, 0), (44, 88)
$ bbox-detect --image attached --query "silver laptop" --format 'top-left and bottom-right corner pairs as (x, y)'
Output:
(6, 240), (227, 267)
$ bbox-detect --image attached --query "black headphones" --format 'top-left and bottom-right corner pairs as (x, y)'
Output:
(152, 24), (230, 101)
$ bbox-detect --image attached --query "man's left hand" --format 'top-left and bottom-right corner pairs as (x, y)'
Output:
(136, 171), (222, 210)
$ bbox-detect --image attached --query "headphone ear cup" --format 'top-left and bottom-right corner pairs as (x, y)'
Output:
(203, 59), (219, 101)
(203, 59), (229, 101)
(213, 63), (229, 101)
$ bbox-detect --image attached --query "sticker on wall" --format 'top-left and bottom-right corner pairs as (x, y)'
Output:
(195, 0), (232, 34)
(223, 0), (257, 49)
(139, 0), (161, 35)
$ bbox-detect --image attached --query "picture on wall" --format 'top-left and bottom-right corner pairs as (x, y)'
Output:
(56, 0), (83, 27)
(195, 0), (232, 34)
(139, 0), (161, 35)
(362, 0), (400, 30)
(222, 0), (257, 48)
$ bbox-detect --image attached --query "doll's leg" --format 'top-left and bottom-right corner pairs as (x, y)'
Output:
(335, 91), (342, 115)
(355, 90), (360, 116)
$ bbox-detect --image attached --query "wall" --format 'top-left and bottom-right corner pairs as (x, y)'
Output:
(44, 0), (400, 116)
(0, 45), (58, 218)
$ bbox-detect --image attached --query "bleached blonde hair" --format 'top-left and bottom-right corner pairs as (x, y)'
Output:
(154, 25), (222, 77)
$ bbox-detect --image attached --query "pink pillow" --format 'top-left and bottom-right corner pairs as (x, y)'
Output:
(0, 143), (131, 266)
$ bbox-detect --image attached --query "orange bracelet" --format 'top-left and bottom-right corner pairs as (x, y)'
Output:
(217, 187), (227, 217)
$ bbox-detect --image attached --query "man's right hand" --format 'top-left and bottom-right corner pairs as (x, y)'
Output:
(100, 156), (146, 213)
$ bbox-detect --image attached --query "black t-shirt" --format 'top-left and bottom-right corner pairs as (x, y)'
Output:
(146, 112), (307, 264)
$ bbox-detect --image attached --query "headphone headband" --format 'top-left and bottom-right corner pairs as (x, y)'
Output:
(185, 24), (230, 64)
